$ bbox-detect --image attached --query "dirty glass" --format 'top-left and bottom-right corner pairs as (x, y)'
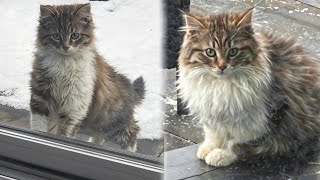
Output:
(0, 0), (163, 158)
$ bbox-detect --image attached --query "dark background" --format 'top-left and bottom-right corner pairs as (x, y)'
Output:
(163, 0), (190, 69)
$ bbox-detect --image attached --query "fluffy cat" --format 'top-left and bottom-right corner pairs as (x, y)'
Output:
(30, 3), (145, 151)
(178, 8), (320, 166)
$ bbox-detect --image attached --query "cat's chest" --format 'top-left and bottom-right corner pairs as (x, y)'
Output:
(41, 54), (96, 108)
(179, 71), (269, 122)
(179, 72), (270, 142)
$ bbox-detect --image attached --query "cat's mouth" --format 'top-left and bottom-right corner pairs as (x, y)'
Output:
(209, 69), (232, 78)
(214, 72), (229, 77)
(60, 51), (71, 55)
(57, 49), (76, 56)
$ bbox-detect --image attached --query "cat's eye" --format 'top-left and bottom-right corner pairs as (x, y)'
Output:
(205, 48), (216, 57)
(52, 33), (61, 41)
(228, 48), (238, 57)
(71, 33), (80, 40)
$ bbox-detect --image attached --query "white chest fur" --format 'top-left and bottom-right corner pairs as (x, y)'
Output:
(178, 67), (271, 143)
(38, 50), (96, 120)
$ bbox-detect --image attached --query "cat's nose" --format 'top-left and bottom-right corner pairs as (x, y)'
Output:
(62, 46), (70, 51)
(218, 65), (227, 71)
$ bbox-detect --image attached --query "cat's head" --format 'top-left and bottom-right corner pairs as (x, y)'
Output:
(37, 3), (94, 55)
(179, 8), (258, 78)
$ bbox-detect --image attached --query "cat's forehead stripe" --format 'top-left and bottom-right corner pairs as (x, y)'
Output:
(207, 14), (232, 49)
(45, 7), (81, 34)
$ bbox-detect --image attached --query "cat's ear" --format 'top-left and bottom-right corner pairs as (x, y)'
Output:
(40, 5), (56, 17)
(75, 3), (91, 14)
(180, 11), (206, 35)
(39, 5), (56, 27)
(74, 3), (92, 24)
(236, 7), (254, 27)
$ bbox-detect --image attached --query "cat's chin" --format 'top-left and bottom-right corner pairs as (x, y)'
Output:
(59, 52), (72, 56)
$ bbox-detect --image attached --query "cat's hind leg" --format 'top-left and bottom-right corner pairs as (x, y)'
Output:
(107, 117), (140, 152)
(197, 124), (225, 160)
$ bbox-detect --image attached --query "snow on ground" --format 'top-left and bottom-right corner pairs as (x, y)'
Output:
(0, 0), (163, 139)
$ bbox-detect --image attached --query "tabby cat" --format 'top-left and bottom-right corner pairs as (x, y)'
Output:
(30, 3), (145, 151)
(178, 8), (320, 166)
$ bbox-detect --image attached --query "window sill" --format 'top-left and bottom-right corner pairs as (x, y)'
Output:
(0, 125), (163, 180)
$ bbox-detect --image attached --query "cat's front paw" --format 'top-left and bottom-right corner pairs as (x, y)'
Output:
(197, 144), (213, 160)
(205, 148), (237, 167)
(127, 142), (137, 152)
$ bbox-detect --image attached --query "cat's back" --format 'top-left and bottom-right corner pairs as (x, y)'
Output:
(259, 30), (320, 68)
(92, 52), (139, 106)
(256, 29), (320, 117)
(256, 30), (320, 84)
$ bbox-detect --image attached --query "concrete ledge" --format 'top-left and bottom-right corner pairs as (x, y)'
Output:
(165, 145), (320, 180)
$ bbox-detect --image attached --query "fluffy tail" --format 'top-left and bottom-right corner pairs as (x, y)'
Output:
(132, 76), (145, 105)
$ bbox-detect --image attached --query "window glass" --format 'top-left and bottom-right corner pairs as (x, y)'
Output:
(0, 0), (163, 158)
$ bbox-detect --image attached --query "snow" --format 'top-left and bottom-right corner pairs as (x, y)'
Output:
(0, 0), (163, 140)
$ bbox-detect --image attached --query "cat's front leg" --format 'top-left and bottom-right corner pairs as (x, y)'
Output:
(56, 114), (82, 138)
(30, 95), (49, 132)
(88, 131), (106, 145)
(204, 140), (237, 167)
(197, 124), (224, 160)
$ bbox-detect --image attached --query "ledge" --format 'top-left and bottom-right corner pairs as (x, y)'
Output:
(165, 145), (320, 180)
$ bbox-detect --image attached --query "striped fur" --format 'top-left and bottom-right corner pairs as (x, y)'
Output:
(178, 8), (320, 166)
(30, 4), (145, 151)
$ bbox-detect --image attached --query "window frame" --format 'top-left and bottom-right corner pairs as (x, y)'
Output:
(0, 124), (163, 179)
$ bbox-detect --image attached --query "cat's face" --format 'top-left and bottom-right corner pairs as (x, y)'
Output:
(37, 4), (94, 55)
(179, 8), (258, 78)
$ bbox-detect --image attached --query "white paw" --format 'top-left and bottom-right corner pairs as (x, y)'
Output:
(205, 148), (237, 167)
(127, 142), (137, 152)
(197, 144), (212, 160)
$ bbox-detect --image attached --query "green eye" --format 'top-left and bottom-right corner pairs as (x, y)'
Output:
(71, 33), (80, 40)
(205, 48), (216, 57)
(52, 33), (60, 40)
(228, 48), (238, 57)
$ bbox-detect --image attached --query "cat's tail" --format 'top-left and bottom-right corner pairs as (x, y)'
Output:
(132, 76), (145, 105)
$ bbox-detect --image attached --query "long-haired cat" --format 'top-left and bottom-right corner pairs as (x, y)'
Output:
(178, 8), (320, 166)
(30, 3), (145, 151)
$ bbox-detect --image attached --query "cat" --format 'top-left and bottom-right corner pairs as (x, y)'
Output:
(177, 7), (320, 167)
(30, 3), (145, 151)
